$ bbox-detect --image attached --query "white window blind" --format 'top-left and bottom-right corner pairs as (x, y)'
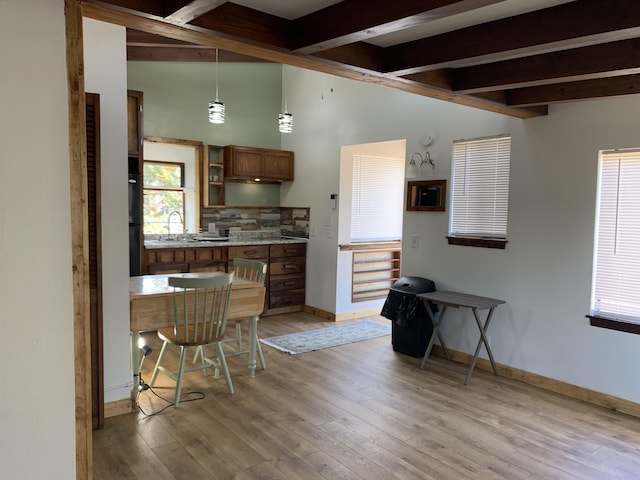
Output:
(449, 135), (511, 239)
(591, 150), (640, 323)
(351, 154), (404, 242)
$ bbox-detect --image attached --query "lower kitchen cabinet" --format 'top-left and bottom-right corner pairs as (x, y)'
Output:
(269, 243), (306, 309)
(143, 246), (228, 274)
(143, 242), (307, 311)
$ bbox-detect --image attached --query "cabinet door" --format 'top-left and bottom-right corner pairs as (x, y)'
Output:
(264, 150), (294, 181)
(226, 146), (263, 177)
(127, 90), (143, 157)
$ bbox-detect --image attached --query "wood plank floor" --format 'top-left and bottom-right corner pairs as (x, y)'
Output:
(94, 312), (640, 479)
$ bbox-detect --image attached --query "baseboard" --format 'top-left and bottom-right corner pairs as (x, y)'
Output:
(303, 305), (383, 322)
(104, 397), (134, 418)
(430, 345), (640, 418)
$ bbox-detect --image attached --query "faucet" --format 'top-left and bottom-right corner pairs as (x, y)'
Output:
(166, 210), (184, 240)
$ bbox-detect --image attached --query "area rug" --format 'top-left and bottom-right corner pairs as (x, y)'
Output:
(260, 319), (390, 355)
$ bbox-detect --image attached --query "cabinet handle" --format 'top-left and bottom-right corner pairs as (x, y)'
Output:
(284, 281), (297, 286)
(284, 264), (297, 269)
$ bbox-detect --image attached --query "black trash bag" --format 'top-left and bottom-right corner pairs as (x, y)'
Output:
(381, 277), (437, 327)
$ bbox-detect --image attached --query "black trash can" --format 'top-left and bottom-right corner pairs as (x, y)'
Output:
(380, 276), (437, 358)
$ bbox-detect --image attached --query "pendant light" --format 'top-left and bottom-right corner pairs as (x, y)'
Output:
(279, 69), (293, 133)
(208, 49), (225, 124)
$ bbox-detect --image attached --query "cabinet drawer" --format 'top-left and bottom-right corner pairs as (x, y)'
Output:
(270, 243), (306, 258)
(270, 273), (305, 292)
(228, 245), (269, 259)
(269, 290), (305, 308)
(195, 247), (227, 262)
(270, 257), (305, 275)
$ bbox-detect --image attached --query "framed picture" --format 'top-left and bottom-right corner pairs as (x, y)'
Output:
(406, 180), (446, 211)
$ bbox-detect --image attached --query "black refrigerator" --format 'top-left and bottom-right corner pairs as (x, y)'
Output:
(128, 173), (142, 276)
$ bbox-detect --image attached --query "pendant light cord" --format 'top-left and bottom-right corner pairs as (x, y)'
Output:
(215, 48), (220, 101)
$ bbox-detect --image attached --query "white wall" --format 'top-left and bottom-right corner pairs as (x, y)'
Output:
(0, 0), (76, 477)
(83, 19), (132, 403)
(281, 65), (640, 404)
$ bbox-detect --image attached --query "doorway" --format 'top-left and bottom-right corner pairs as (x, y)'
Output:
(335, 139), (407, 315)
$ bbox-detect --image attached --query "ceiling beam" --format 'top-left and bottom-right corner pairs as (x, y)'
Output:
(290, 0), (506, 54)
(454, 38), (640, 93)
(506, 73), (640, 107)
(384, 0), (640, 75)
(164, 0), (227, 25)
(81, 1), (545, 119)
(189, 2), (291, 49)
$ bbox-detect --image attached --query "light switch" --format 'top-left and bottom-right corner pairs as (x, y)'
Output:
(411, 234), (419, 248)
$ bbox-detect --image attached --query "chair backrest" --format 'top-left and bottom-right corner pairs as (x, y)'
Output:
(168, 273), (234, 345)
(233, 258), (267, 284)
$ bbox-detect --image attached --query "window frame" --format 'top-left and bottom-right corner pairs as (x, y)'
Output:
(588, 149), (640, 334)
(143, 160), (186, 235)
(447, 134), (512, 249)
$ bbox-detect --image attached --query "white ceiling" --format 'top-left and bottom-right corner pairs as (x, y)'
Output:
(233, 0), (575, 46)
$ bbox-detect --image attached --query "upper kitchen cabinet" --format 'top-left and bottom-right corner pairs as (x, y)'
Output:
(127, 90), (143, 174)
(224, 145), (294, 182)
(202, 145), (224, 207)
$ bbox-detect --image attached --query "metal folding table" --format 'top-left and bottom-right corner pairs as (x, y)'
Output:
(416, 291), (505, 384)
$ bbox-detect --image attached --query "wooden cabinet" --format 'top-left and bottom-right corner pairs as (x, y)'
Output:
(269, 243), (306, 309)
(224, 145), (294, 182)
(143, 246), (228, 274)
(145, 242), (307, 311)
(202, 144), (224, 206)
(127, 90), (143, 173)
(228, 245), (269, 261)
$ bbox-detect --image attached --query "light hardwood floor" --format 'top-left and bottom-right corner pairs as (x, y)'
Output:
(94, 312), (640, 480)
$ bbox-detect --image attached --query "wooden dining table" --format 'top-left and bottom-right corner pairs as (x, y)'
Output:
(129, 273), (266, 397)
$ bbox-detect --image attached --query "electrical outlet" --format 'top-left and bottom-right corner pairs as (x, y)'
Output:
(309, 226), (316, 237)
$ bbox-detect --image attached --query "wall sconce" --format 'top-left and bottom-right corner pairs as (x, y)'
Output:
(407, 155), (418, 178)
(411, 152), (436, 176)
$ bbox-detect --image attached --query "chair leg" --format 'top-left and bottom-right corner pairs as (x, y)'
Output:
(200, 344), (210, 376)
(150, 341), (169, 387)
(215, 342), (234, 395)
(235, 321), (242, 349)
(192, 345), (203, 363)
(256, 336), (266, 370)
(173, 346), (188, 407)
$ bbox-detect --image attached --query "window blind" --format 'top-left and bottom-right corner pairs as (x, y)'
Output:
(351, 154), (404, 242)
(591, 150), (640, 323)
(449, 135), (511, 238)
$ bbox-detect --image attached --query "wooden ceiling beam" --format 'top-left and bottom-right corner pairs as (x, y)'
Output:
(506, 73), (640, 107)
(291, 0), (505, 54)
(82, 1), (545, 119)
(384, 0), (640, 75)
(164, 0), (227, 25)
(454, 38), (640, 93)
(189, 2), (291, 49)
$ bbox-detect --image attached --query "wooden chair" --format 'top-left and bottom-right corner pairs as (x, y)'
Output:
(150, 273), (235, 406)
(194, 258), (268, 372)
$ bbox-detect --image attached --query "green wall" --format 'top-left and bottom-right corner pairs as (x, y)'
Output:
(127, 61), (283, 149)
(128, 61), (284, 206)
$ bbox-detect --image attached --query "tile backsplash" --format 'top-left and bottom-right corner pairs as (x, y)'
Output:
(201, 206), (309, 238)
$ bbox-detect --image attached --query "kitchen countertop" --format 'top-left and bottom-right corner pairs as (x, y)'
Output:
(144, 237), (308, 249)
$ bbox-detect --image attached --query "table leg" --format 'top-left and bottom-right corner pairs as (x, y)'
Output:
(420, 305), (449, 369)
(464, 307), (498, 384)
(248, 316), (258, 378)
(131, 331), (140, 400)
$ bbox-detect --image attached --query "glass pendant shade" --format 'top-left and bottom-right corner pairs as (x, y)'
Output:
(279, 112), (293, 133)
(209, 100), (225, 124)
